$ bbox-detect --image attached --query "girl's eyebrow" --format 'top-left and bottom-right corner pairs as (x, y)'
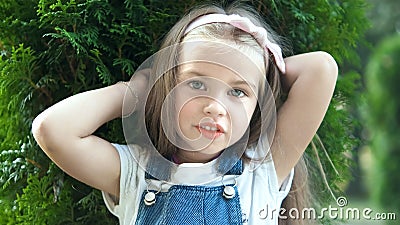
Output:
(230, 80), (257, 89)
(183, 71), (257, 89)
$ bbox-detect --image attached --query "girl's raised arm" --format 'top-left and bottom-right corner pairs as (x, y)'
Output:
(271, 51), (338, 186)
(32, 72), (145, 197)
(32, 84), (125, 196)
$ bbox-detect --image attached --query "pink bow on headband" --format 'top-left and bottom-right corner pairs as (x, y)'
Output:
(184, 14), (286, 74)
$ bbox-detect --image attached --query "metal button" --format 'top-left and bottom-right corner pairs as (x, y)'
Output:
(223, 186), (235, 199)
(144, 192), (156, 206)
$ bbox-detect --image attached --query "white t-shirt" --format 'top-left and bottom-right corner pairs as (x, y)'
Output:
(102, 144), (294, 225)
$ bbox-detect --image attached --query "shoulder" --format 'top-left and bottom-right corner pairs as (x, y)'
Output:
(110, 143), (147, 192)
(243, 147), (294, 195)
(102, 143), (147, 220)
(237, 154), (294, 224)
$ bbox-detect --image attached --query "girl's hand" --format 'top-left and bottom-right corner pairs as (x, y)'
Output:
(120, 68), (150, 117)
(271, 51), (338, 186)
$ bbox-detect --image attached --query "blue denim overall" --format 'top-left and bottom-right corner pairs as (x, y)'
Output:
(135, 160), (244, 225)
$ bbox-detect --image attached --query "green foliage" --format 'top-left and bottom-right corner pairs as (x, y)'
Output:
(0, 44), (46, 188)
(265, 0), (369, 217)
(14, 173), (74, 225)
(0, 165), (116, 225)
(261, 0), (369, 65)
(366, 0), (399, 43)
(0, 0), (369, 224)
(364, 35), (400, 218)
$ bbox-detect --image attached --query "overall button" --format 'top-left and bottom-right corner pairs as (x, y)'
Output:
(144, 192), (156, 206)
(223, 186), (235, 199)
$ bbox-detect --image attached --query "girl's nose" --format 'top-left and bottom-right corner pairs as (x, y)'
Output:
(203, 99), (227, 117)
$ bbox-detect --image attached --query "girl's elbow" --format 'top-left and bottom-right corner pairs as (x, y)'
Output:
(31, 112), (53, 152)
(317, 51), (338, 82)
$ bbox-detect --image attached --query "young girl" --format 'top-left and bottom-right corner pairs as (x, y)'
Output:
(32, 3), (337, 225)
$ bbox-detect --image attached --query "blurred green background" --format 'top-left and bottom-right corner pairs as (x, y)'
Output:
(344, 0), (399, 224)
(0, 0), (399, 224)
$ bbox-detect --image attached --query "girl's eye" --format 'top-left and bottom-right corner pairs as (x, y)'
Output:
(188, 80), (206, 90)
(229, 89), (247, 98)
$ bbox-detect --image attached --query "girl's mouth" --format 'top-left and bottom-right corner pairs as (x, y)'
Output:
(196, 123), (225, 139)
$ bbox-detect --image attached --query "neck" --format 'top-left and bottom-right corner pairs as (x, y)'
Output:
(173, 150), (222, 164)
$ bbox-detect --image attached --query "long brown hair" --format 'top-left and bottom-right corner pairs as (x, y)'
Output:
(144, 2), (312, 225)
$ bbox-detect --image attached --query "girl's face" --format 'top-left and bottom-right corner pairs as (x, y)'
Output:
(169, 41), (265, 162)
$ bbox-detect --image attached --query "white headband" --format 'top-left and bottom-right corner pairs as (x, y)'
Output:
(184, 14), (286, 74)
